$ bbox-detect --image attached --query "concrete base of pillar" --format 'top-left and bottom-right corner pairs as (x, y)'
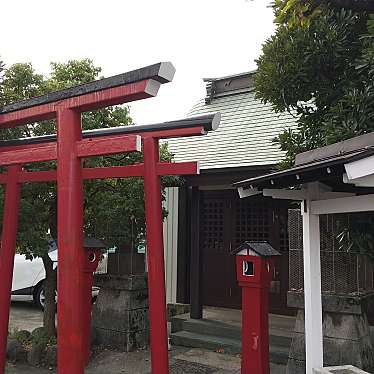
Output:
(314, 365), (371, 374)
(92, 274), (149, 352)
(286, 292), (374, 374)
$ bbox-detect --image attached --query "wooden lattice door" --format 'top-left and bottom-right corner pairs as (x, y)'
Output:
(231, 195), (290, 313)
(200, 191), (233, 307)
(200, 190), (291, 313)
(229, 195), (275, 308)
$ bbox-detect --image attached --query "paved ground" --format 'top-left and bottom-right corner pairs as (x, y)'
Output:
(9, 301), (43, 333)
(6, 348), (285, 374)
(7, 301), (286, 374)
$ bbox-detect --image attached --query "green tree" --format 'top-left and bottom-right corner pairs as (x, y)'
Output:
(256, 1), (374, 167)
(0, 59), (175, 337)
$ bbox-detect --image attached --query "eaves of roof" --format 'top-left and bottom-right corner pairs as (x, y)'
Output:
(234, 146), (374, 190)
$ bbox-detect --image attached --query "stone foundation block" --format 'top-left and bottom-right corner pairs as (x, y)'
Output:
(92, 274), (149, 352)
(286, 293), (374, 374)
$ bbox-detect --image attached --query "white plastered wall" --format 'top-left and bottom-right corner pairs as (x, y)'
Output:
(163, 187), (179, 304)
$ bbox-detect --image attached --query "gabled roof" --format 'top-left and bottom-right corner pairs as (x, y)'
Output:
(165, 72), (297, 170)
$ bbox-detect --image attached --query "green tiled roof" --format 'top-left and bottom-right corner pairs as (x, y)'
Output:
(165, 90), (297, 170)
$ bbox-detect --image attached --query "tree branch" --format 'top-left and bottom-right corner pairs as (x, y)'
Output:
(41, 254), (57, 337)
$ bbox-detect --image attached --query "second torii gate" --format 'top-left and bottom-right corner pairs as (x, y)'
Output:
(0, 62), (220, 374)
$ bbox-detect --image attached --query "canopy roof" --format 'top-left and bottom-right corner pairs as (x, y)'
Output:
(234, 131), (374, 191)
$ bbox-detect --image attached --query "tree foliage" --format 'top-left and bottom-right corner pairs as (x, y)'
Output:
(256, 1), (374, 167)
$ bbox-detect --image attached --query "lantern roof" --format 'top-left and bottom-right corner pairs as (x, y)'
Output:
(230, 241), (281, 257)
(83, 238), (107, 249)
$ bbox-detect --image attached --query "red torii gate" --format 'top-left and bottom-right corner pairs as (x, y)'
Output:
(0, 62), (220, 374)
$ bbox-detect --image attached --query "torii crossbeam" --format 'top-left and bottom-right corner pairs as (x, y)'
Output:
(0, 62), (220, 374)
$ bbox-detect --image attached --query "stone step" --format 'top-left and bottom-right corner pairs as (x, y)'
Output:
(172, 316), (292, 348)
(170, 330), (290, 365)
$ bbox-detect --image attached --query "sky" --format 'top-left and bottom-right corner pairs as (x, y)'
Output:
(1, 0), (275, 125)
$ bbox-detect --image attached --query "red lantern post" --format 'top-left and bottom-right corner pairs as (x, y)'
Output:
(232, 241), (280, 374)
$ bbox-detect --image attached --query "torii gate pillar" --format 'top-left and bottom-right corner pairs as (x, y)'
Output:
(56, 109), (86, 373)
(0, 166), (21, 374)
(143, 137), (169, 372)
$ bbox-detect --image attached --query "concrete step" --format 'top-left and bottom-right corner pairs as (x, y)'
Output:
(269, 328), (294, 349)
(172, 316), (292, 349)
(171, 330), (241, 355)
(170, 330), (289, 365)
(181, 318), (241, 340)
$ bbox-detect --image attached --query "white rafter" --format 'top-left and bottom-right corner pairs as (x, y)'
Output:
(310, 193), (374, 215)
(344, 154), (374, 180)
(237, 186), (261, 198)
(343, 173), (374, 188)
(262, 189), (306, 200)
